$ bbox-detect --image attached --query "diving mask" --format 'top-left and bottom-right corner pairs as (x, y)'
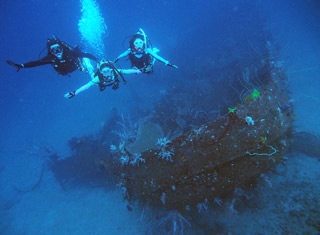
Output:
(50, 44), (63, 58)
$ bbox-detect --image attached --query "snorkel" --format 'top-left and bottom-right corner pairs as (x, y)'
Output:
(138, 28), (147, 49)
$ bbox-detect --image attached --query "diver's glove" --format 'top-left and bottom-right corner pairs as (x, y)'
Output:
(168, 64), (178, 69)
(64, 91), (75, 99)
(6, 60), (24, 72)
(165, 61), (178, 69)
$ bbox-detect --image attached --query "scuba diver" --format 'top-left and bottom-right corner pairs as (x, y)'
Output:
(114, 28), (178, 74)
(64, 60), (141, 98)
(6, 35), (98, 76)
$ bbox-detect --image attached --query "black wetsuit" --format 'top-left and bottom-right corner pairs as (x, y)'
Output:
(20, 47), (97, 76)
(128, 51), (153, 73)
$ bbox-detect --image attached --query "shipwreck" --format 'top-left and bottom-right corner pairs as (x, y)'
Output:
(105, 43), (294, 211)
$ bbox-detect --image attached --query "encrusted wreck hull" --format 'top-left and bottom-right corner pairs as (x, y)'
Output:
(111, 78), (294, 211)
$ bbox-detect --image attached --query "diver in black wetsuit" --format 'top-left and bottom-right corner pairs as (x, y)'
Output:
(114, 29), (178, 74)
(6, 35), (98, 76)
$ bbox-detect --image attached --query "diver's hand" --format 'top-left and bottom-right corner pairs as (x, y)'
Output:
(168, 64), (178, 69)
(134, 69), (142, 74)
(64, 91), (75, 99)
(6, 60), (23, 72)
(166, 62), (178, 69)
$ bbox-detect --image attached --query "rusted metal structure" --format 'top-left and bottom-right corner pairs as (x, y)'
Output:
(109, 65), (294, 211)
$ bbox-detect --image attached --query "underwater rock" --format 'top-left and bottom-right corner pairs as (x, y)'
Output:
(290, 131), (320, 159)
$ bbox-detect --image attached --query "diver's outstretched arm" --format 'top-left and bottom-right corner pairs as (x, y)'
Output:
(6, 55), (53, 71)
(82, 58), (96, 79)
(72, 45), (99, 62)
(74, 49), (99, 62)
(64, 80), (96, 98)
(147, 49), (178, 68)
(114, 49), (131, 62)
(119, 69), (142, 75)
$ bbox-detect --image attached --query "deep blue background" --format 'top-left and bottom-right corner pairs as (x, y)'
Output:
(0, 0), (320, 233)
(0, 0), (319, 157)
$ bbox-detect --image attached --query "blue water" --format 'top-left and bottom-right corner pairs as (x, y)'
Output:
(1, 0), (320, 234)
